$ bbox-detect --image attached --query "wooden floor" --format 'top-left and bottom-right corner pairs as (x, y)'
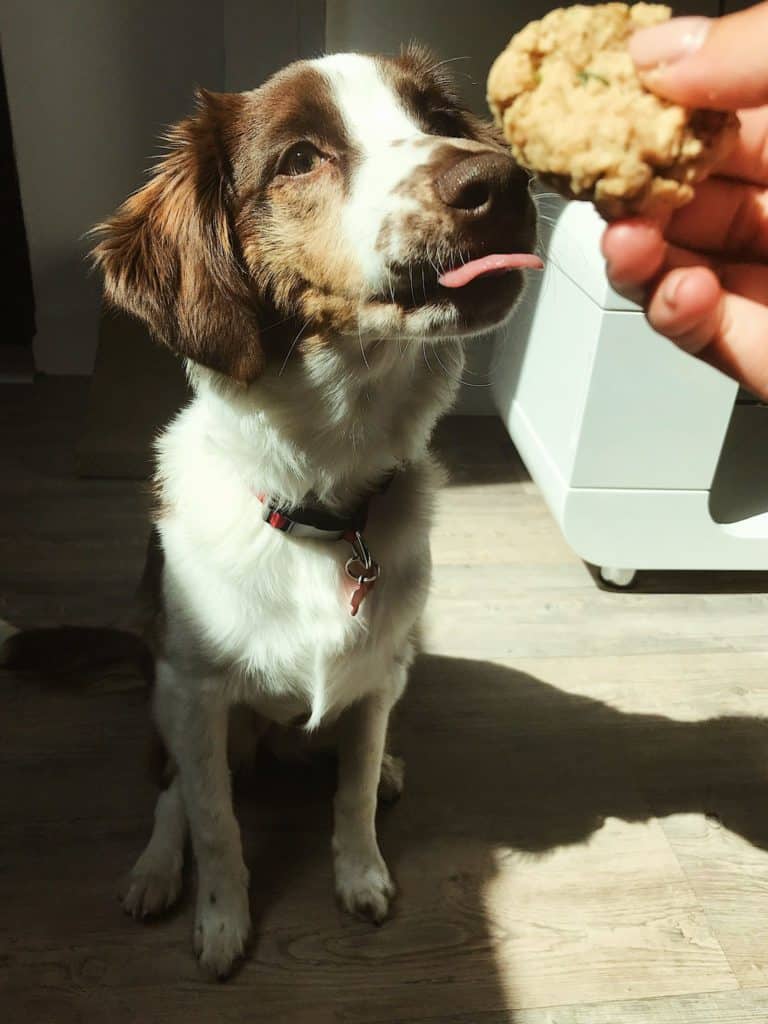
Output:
(3, 377), (768, 1023)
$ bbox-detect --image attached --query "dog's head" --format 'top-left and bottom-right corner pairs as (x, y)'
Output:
(92, 47), (538, 382)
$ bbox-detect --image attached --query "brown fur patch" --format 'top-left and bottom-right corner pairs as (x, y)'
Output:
(90, 63), (363, 382)
(378, 44), (503, 149)
(232, 66), (366, 329)
(91, 91), (265, 382)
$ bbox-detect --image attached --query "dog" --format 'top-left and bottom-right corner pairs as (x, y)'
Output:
(87, 46), (538, 977)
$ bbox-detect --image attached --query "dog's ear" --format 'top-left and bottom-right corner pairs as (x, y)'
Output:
(91, 89), (263, 382)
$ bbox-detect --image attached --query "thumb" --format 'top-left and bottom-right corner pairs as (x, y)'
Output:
(630, 1), (768, 110)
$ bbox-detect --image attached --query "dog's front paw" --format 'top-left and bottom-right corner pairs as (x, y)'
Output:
(121, 849), (183, 919)
(334, 849), (395, 924)
(193, 880), (251, 980)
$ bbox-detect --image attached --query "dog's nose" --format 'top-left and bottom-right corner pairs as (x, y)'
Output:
(436, 152), (526, 217)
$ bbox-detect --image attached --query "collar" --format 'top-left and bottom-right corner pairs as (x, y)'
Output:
(254, 469), (398, 616)
(256, 493), (368, 541)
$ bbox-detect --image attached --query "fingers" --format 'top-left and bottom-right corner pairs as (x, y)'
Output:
(602, 226), (768, 398)
(604, 218), (768, 302)
(603, 2), (768, 397)
(715, 107), (768, 187)
(664, 178), (768, 260)
(602, 175), (768, 282)
(601, 219), (666, 295)
(645, 267), (768, 398)
(720, 262), (768, 307)
(603, 228), (718, 305)
(645, 265), (722, 355)
(630, 2), (768, 110)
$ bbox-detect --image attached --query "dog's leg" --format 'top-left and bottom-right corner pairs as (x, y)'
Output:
(155, 663), (250, 978)
(122, 775), (187, 918)
(333, 688), (398, 923)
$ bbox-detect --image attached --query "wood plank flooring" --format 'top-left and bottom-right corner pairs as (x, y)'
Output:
(2, 378), (768, 1022)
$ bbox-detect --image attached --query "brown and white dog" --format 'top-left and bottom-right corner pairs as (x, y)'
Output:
(89, 46), (539, 977)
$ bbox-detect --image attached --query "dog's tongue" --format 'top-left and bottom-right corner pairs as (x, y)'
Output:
(438, 253), (544, 288)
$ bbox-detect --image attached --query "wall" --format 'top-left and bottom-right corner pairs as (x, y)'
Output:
(225, 1), (324, 91)
(327, 0), (720, 82)
(2, 1), (224, 374)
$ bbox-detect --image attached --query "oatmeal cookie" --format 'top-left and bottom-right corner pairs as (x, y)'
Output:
(487, 3), (738, 218)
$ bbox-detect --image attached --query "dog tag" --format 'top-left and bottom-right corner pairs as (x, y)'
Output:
(344, 556), (380, 617)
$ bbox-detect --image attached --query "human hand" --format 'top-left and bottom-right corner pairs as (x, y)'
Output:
(601, 1), (768, 397)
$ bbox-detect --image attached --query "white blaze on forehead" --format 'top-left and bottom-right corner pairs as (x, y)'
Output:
(315, 53), (418, 144)
(313, 53), (439, 293)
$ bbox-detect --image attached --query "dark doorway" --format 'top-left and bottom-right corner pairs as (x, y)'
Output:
(0, 45), (35, 359)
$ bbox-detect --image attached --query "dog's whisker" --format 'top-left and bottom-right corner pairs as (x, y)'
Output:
(533, 200), (559, 213)
(432, 343), (492, 389)
(386, 267), (396, 306)
(261, 311), (302, 334)
(358, 323), (370, 370)
(421, 339), (435, 377)
(278, 315), (313, 377)
(425, 55), (472, 74)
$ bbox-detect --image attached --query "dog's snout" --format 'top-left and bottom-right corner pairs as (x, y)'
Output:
(436, 153), (526, 217)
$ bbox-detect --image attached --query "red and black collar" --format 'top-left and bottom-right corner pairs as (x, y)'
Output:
(255, 469), (398, 616)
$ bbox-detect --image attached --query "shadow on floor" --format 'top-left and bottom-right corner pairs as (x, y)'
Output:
(3, 653), (768, 1022)
(400, 654), (768, 855)
(207, 654), (768, 1019)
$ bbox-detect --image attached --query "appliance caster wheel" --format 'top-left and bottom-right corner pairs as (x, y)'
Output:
(599, 567), (636, 588)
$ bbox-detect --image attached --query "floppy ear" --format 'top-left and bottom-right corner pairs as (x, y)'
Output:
(91, 89), (263, 382)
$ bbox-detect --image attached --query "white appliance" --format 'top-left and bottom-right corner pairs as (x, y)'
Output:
(493, 200), (768, 585)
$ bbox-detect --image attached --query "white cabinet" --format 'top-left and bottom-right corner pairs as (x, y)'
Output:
(493, 200), (768, 579)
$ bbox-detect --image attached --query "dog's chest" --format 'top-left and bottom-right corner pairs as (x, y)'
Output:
(163, 504), (365, 650)
(161, 505), (423, 725)
(154, 366), (446, 721)
(158, 450), (430, 712)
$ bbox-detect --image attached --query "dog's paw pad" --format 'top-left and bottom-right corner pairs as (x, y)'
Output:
(335, 856), (395, 924)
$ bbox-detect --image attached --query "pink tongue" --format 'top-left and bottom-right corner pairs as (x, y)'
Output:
(438, 253), (544, 288)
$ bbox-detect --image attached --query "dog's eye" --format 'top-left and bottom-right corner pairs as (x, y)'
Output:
(427, 109), (469, 139)
(276, 142), (326, 177)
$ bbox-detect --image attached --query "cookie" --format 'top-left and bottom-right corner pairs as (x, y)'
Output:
(487, 3), (738, 219)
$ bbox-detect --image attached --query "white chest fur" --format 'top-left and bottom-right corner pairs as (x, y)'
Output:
(153, 338), (462, 726)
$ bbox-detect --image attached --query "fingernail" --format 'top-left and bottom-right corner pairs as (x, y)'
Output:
(663, 272), (684, 307)
(630, 16), (711, 70)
